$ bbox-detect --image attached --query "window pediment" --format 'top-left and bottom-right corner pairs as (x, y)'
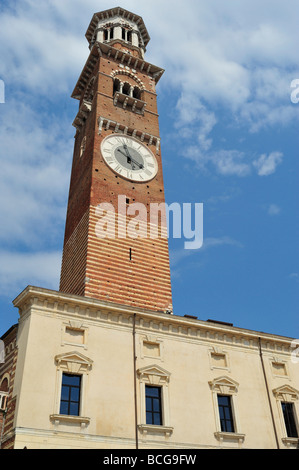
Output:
(209, 376), (239, 395)
(273, 385), (299, 402)
(137, 364), (170, 385)
(55, 351), (93, 374)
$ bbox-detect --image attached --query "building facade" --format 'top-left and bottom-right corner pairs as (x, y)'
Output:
(0, 7), (298, 450)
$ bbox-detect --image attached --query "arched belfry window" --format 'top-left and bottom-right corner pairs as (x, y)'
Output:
(133, 86), (141, 100)
(104, 26), (114, 41)
(113, 78), (121, 96)
(122, 82), (131, 97)
(111, 74), (146, 115)
(122, 27), (132, 44)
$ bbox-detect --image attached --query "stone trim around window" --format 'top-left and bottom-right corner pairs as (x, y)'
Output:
(273, 384), (299, 447)
(137, 364), (173, 437)
(50, 351), (93, 428)
(50, 414), (90, 429)
(209, 376), (245, 446)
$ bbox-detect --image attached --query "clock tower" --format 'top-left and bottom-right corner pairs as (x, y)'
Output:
(59, 7), (173, 313)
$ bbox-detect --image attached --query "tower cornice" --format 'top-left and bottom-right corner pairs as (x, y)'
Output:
(71, 42), (164, 101)
(86, 7), (150, 49)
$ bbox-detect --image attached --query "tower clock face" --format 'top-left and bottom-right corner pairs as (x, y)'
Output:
(101, 134), (158, 182)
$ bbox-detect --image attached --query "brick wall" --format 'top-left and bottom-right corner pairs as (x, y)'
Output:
(0, 325), (18, 449)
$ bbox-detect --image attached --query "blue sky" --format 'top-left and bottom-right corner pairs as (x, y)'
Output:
(0, 0), (298, 338)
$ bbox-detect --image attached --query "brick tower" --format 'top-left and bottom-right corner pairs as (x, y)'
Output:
(59, 7), (173, 313)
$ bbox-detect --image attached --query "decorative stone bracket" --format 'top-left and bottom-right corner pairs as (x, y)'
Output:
(98, 115), (160, 154)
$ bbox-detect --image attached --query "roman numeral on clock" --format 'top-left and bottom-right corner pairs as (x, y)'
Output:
(114, 164), (122, 173)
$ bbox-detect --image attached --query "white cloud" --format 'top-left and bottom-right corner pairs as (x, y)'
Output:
(211, 150), (251, 177)
(0, 99), (72, 246)
(149, 1), (298, 130)
(253, 152), (283, 176)
(170, 236), (243, 267)
(184, 145), (252, 177)
(0, 1), (86, 94)
(0, 250), (61, 297)
(289, 273), (299, 284)
(267, 204), (281, 216)
(1, 0), (297, 126)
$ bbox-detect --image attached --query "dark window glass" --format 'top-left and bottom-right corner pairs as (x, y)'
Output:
(113, 78), (120, 96)
(145, 386), (162, 425)
(60, 373), (81, 416)
(133, 87), (141, 100)
(217, 395), (235, 433)
(110, 27), (114, 40)
(122, 28), (126, 40)
(282, 402), (298, 438)
(123, 83), (131, 96)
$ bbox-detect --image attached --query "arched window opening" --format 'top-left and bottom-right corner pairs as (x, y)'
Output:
(104, 27), (114, 41)
(133, 86), (141, 100)
(0, 377), (9, 411)
(113, 78), (121, 96)
(122, 27), (133, 44)
(123, 82), (131, 96)
(0, 377), (8, 393)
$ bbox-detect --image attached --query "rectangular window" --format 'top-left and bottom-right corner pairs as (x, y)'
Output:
(0, 393), (7, 411)
(282, 402), (298, 438)
(60, 373), (81, 416)
(217, 395), (235, 433)
(145, 385), (162, 425)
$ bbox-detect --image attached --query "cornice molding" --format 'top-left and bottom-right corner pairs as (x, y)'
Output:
(97, 115), (160, 153)
(85, 7), (150, 48)
(12, 286), (294, 355)
(72, 42), (164, 101)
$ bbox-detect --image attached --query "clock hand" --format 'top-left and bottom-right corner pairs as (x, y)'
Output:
(117, 146), (144, 169)
(123, 144), (131, 157)
(117, 148), (135, 168)
(123, 146), (144, 169)
(117, 148), (129, 159)
(129, 156), (144, 169)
